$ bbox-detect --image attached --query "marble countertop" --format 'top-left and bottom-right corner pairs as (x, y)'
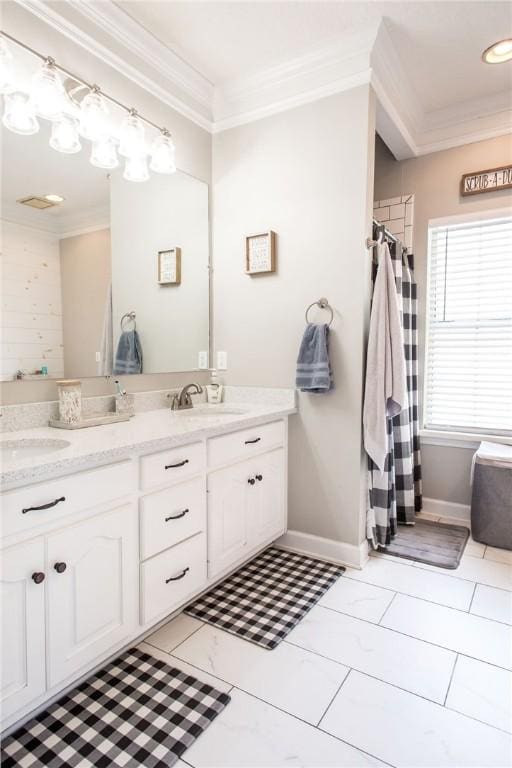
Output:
(0, 401), (296, 490)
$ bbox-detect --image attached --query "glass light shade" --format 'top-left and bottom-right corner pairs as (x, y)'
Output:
(118, 111), (145, 158)
(90, 137), (118, 169)
(31, 60), (65, 119)
(123, 154), (149, 182)
(149, 132), (176, 174)
(49, 114), (81, 153)
(0, 38), (13, 94)
(79, 88), (108, 141)
(2, 91), (39, 135)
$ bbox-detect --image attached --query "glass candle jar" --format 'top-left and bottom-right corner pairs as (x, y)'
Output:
(56, 379), (82, 424)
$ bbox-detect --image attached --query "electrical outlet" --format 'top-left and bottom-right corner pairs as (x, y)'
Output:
(217, 350), (227, 370)
(95, 351), (101, 362)
(198, 350), (209, 369)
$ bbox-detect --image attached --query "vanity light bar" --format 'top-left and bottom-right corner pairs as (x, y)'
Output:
(0, 30), (177, 179)
(0, 30), (167, 134)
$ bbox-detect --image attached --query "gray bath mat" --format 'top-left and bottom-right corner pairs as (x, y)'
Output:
(185, 547), (345, 649)
(386, 518), (469, 568)
(1, 647), (230, 768)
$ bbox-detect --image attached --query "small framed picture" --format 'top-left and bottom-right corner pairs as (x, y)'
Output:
(245, 231), (276, 275)
(158, 248), (181, 285)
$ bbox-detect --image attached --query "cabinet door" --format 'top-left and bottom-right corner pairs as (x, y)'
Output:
(207, 462), (252, 578)
(247, 449), (286, 549)
(0, 539), (46, 721)
(46, 503), (138, 688)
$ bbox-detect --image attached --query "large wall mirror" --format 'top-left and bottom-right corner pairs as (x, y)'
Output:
(1, 123), (210, 382)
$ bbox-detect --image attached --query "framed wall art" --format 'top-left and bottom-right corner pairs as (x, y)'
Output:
(158, 247), (181, 285)
(245, 231), (276, 275)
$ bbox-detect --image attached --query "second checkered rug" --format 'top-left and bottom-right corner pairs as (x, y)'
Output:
(185, 547), (345, 649)
(1, 647), (230, 768)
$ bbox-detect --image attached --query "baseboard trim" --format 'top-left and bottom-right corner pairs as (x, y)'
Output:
(276, 530), (369, 570)
(422, 497), (471, 521)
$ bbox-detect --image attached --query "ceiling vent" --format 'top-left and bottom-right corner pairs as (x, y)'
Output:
(17, 196), (57, 210)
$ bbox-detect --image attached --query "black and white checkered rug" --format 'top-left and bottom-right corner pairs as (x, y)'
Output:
(185, 547), (345, 649)
(1, 647), (230, 768)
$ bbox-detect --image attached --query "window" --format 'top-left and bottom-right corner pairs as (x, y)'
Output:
(425, 212), (512, 436)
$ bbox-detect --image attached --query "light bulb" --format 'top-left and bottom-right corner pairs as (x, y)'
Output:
(90, 136), (118, 169)
(0, 37), (14, 94)
(79, 87), (108, 141)
(123, 154), (149, 182)
(49, 114), (81, 153)
(150, 130), (176, 174)
(119, 110), (145, 158)
(31, 58), (65, 119)
(482, 38), (512, 64)
(2, 91), (39, 135)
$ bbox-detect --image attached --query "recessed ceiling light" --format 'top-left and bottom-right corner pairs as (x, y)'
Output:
(482, 38), (512, 64)
(44, 193), (65, 203)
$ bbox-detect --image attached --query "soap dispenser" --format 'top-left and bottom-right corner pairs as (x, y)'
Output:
(206, 369), (224, 404)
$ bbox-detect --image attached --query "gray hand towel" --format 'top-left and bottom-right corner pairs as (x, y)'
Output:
(113, 330), (143, 375)
(296, 323), (333, 393)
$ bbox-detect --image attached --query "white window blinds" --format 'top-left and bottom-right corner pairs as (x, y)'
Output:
(425, 213), (512, 435)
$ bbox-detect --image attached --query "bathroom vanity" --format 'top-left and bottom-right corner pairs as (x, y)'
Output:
(0, 392), (295, 732)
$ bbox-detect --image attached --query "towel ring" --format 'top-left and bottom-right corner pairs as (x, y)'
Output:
(120, 311), (136, 331)
(305, 298), (333, 327)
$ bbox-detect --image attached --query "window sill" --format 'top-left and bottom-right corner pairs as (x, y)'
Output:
(420, 429), (512, 450)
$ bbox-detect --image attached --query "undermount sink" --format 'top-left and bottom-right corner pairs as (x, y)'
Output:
(171, 406), (248, 419)
(0, 438), (71, 462)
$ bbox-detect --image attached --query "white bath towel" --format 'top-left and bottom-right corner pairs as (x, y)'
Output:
(363, 242), (408, 471)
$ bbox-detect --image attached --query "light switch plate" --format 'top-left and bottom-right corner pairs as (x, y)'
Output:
(198, 350), (209, 369)
(217, 350), (227, 370)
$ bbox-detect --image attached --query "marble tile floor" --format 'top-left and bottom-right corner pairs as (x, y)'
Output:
(142, 545), (512, 768)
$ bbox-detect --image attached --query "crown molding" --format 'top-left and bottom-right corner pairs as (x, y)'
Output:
(1, 200), (110, 235)
(14, 0), (214, 132)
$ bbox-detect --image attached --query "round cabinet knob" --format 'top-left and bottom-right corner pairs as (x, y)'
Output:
(247, 477), (256, 485)
(54, 562), (67, 574)
(31, 572), (45, 584)
(256, 474), (263, 481)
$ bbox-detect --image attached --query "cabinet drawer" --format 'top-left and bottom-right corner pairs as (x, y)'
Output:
(1, 461), (135, 541)
(208, 420), (285, 468)
(140, 477), (206, 561)
(140, 442), (204, 490)
(140, 533), (206, 625)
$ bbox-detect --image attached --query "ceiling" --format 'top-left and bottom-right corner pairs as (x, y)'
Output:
(8, 0), (512, 158)
(117, 1), (512, 115)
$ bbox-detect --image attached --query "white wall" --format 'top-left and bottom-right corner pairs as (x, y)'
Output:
(374, 133), (512, 505)
(110, 171), (209, 374)
(213, 86), (376, 547)
(1, 220), (63, 380)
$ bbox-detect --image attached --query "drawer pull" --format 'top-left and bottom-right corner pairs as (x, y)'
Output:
(245, 437), (261, 445)
(22, 496), (66, 514)
(165, 508), (189, 522)
(165, 459), (189, 470)
(165, 567), (190, 584)
(54, 562), (67, 574)
(256, 474), (263, 481)
(248, 477), (256, 485)
(31, 572), (45, 584)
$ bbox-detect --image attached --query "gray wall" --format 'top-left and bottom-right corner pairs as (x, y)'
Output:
(0, 2), (211, 405)
(374, 133), (512, 505)
(212, 86), (376, 546)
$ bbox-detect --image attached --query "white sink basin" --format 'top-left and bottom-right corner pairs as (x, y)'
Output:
(171, 406), (248, 420)
(0, 438), (71, 462)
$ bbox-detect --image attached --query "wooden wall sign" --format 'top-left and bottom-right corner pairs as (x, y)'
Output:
(245, 231), (276, 275)
(158, 248), (181, 285)
(461, 165), (512, 196)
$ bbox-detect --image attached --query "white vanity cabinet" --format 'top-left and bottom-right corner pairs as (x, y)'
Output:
(0, 539), (46, 720)
(0, 413), (289, 733)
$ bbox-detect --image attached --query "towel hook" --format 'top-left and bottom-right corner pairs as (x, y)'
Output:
(120, 311), (136, 331)
(305, 297), (334, 327)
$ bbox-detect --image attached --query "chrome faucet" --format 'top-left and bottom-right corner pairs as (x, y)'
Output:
(169, 383), (203, 411)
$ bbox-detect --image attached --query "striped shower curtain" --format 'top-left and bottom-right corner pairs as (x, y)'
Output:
(367, 241), (423, 548)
